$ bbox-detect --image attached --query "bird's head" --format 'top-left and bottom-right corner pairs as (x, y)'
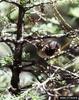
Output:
(44, 41), (60, 56)
(37, 41), (60, 58)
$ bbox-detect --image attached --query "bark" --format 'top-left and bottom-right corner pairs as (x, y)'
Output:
(11, 7), (25, 92)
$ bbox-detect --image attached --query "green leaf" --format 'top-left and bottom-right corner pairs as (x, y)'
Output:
(69, 7), (79, 18)
(9, 8), (18, 22)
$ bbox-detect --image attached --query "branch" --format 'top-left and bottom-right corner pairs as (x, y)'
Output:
(54, 84), (75, 91)
(23, 30), (78, 41)
(34, 64), (79, 90)
(16, 7), (25, 40)
(52, 65), (79, 79)
(0, 36), (15, 43)
(53, 6), (72, 31)
(24, 2), (53, 11)
(47, 0), (72, 31)
(1, 63), (13, 69)
(1, 0), (23, 9)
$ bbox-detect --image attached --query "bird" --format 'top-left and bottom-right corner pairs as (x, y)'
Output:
(37, 40), (60, 58)
(24, 34), (73, 59)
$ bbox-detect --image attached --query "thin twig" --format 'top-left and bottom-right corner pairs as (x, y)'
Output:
(49, 0), (72, 31)
(25, 2), (53, 11)
(2, 0), (23, 9)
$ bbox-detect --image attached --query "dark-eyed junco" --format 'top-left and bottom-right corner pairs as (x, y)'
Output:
(37, 41), (60, 58)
